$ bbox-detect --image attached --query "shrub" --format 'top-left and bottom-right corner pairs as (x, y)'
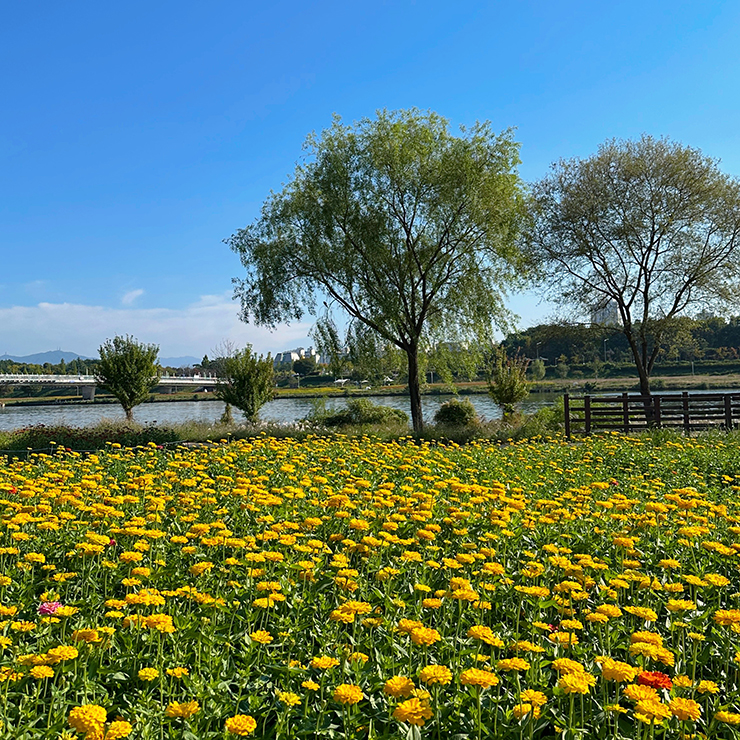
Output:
(485, 348), (530, 417)
(433, 398), (478, 427)
(520, 399), (565, 435)
(0, 423), (179, 453)
(314, 399), (409, 427)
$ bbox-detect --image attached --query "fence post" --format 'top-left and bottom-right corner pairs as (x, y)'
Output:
(725, 394), (733, 430)
(654, 396), (662, 428)
(584, 396), (591, 435)
(682, 392), (690, 434)
(564, 393), (571, 439)
(622, 392), (629, 433)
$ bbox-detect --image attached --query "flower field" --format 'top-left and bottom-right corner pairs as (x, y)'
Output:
(2, 432), (740, 739)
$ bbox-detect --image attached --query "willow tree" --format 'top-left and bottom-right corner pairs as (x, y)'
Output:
(528, 135), (740, 396)
(228, 109), (528, 431)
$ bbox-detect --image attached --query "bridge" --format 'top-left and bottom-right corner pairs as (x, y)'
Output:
(0, 374), (218, 400)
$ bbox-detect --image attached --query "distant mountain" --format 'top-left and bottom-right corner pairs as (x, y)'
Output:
(159, 356), (200, 368)
(0, 350), (91, 364)
(0, 351), (200, 368)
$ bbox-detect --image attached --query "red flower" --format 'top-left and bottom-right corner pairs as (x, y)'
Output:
(637, 671), (672, 690)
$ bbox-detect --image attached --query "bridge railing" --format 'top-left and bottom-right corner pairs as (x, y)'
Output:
(0, 374), (97, 383)
(564, 391), (740, 438)
(0, 374), (218, 385)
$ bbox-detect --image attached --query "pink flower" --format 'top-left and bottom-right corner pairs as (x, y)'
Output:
(38, 601), (62, 616)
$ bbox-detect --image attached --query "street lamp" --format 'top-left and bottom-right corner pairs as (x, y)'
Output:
(603, 338), (609, 363)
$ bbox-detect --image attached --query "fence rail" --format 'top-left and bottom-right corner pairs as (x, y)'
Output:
(564, 391), (740, 437)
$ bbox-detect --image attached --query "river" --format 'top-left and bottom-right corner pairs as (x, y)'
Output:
(0, 394), (556, 431)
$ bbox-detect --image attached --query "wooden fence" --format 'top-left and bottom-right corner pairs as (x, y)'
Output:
(564, 391), (740, 438)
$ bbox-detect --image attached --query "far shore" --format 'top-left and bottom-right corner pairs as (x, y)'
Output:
(1, 373), (740, 409)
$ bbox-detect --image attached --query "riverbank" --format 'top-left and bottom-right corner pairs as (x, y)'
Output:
(2, 372), (740, 408)
(0, 409), (557, 453)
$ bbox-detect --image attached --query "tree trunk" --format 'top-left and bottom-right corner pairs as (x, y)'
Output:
(406, 346), (424, 433)
(624, 330), (655, 424)
(125, 407), (134, 422)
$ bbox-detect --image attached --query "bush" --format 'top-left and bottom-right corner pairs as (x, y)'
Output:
(310, 399), (409, 427)
(485, 348), (530, 416)
(0, 423), (179, 452)
(434, 398), (478, 427)
(519, 399), (565, 435)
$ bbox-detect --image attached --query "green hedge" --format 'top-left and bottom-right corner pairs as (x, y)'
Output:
(0, 423), (180, 452)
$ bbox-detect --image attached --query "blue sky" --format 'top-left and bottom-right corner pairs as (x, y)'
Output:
(2, 1), (739, 357)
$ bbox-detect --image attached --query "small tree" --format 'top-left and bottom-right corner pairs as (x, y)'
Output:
(215, 345), (275, 423)
(485, 347), (529, 418)
(96, 335), (160, 422)
(530, 358), (546, 381)
(292, 356), (316, 379)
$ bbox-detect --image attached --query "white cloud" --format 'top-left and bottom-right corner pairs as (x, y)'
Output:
(121, 288), (144, 305)
(0, 296), (312, 358)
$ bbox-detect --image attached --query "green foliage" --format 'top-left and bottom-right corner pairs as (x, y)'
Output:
(228, 108), (529, 432)
(0, 422), (178, 453)
(424, 341), (482, 388)
(529, 135), (740, 394)
(348, 322), (405, 383)
(514, 399), (566, 437)
(485, 347), (530, 416)
(308, 398), (409, 428)
(311, 316), (349, 378)
(95, 335), (160, 421)
(433, 398), (478, 427)
(292, 356), (316, 378)
(0, 357), (98, 375)
(219, 403), (234, 425)
(529, 358), (546, 380)
(215, 345), (275, 423)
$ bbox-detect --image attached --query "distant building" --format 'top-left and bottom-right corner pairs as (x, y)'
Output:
(274, 345), (334, 367)
(273, 351), (300, 366)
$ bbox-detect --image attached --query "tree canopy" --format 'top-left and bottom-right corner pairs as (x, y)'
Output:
(527, 135), (740, 395)
(95, 335), (160, 421)
(228, 108), (529, 431)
